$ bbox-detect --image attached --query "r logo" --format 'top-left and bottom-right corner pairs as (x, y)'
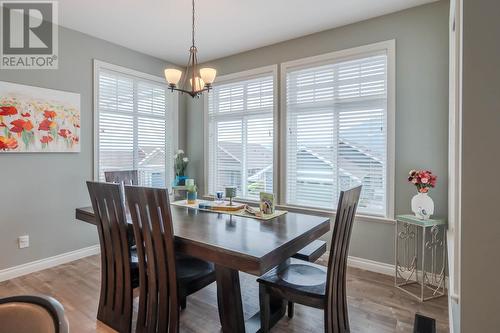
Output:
(1, 1), (58, 69)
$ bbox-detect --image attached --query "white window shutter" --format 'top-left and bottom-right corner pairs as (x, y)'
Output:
(97, 69), (173, 188)
(208, 74), (274, 200)
(98, 72), (134, 182)
(286, 53), (388, 216)
(137, 82), (170, 187)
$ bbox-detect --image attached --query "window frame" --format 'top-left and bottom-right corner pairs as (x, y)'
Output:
(93, 59), (179, 184)
(280, 40), (396, 219)
(203, 65), (279, 200)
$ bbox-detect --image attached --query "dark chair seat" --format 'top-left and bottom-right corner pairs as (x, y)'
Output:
(131, 251), (215, 292)
(258, 258), (327, 306)
(176, 255), (215, 283)
(287, 240), (327, 318)
(175, 254), (216, 309)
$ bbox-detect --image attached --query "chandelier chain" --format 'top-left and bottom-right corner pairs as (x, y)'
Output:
(192, 0), (195, 47)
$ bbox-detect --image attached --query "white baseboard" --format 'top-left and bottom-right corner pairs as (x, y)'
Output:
(0, 245), (100, 282)
(346, 255), (449, 288)
(347, 255), (395, 275)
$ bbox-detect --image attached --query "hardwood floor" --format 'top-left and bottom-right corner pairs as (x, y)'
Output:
(0, 255), (449, 332)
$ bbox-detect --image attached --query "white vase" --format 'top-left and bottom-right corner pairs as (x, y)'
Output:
(411, 192), (434, 220)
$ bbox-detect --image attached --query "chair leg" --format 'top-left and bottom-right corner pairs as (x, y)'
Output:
(287, 301), (294, 318)
(259, 285), (270, 333)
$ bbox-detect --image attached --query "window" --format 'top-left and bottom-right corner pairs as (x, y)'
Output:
(94, 61), (177, 188)
(206, 67), (276, 200)
(284, 42), (394, 217)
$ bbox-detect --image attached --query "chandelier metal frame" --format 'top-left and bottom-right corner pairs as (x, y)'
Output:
(165, 0), (215, 98)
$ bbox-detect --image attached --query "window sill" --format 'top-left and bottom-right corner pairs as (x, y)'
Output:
(202, 195), (395, 225)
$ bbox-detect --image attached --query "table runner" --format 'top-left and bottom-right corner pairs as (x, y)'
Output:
(171, 199), (287, 221)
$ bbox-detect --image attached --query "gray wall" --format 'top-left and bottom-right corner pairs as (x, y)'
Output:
(0, 26), (174, 270)
(461, 0), (500, 331)
(186, 1), (449, 265)
(0, 2), (450, 271)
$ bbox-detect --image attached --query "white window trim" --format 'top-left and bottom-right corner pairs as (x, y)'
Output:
(203, 65), (279, 198)
(93, 59), (179, 181)
(280, 40), (396, 220)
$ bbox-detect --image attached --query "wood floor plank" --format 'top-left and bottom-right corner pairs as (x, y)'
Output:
(0, 255), (449, 333)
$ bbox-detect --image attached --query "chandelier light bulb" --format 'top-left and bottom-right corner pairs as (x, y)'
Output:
(190, 77), (205, 91)
(164, 69), (182, 86)
(200, 68), (217, 85)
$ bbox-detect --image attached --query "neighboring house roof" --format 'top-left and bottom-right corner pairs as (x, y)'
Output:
(100, 147), (166, 170)
(217, 141), (273, 170)
(218, 138), (382, 183)
(138, 147), (166, 167)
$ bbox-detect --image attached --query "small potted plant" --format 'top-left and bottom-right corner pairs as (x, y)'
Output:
(174, 150), (189, 186)
(186, 179), (197, 204)
(408, 169), (437, 220)
(225, 187), (237, 206)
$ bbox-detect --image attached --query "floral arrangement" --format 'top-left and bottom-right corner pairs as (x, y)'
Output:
(408, 169), (437, 193)
(174, 149), (189, 176)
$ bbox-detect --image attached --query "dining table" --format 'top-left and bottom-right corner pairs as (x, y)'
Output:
(75, 203), (330, 333)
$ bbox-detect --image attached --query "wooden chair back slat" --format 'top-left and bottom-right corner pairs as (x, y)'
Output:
(325, 186), (362, 333)
(86, 181), (133, 333)
(104, 170), (139, 247)
(125, 185), (179, 333)
(104, 170), (139, 185)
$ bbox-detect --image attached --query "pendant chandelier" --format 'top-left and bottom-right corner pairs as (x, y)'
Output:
(164, 0), (216, 98)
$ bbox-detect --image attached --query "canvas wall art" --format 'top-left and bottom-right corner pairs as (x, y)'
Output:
(0, 81), (81, 153)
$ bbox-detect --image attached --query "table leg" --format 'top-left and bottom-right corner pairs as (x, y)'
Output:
(216, 264), (246, 333)
(215, 264), (287, 333)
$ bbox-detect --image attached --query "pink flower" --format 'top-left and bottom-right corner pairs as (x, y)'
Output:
(408, 168), (437, 193)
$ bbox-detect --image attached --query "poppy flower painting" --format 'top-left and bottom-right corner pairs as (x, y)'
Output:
(0, 81), (80, 152)
(0, 106), (17, 116)
(0, 136), (18, 150)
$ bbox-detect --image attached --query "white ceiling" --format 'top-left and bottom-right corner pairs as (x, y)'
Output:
(58, 0), (436, 65)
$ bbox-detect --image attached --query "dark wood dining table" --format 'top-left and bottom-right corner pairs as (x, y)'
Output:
(75, 204), (330, 333)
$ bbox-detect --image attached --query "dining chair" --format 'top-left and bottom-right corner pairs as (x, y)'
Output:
(0, 295), (69, 333)
(124, 185), (216, 332)
(257, 185), (362, 333)
(104, 170), (138, 250)
(104, 170), (138, 185)
(86, 181), (139, 333)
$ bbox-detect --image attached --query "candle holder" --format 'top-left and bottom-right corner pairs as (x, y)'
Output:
(215, 191), (224, 204)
